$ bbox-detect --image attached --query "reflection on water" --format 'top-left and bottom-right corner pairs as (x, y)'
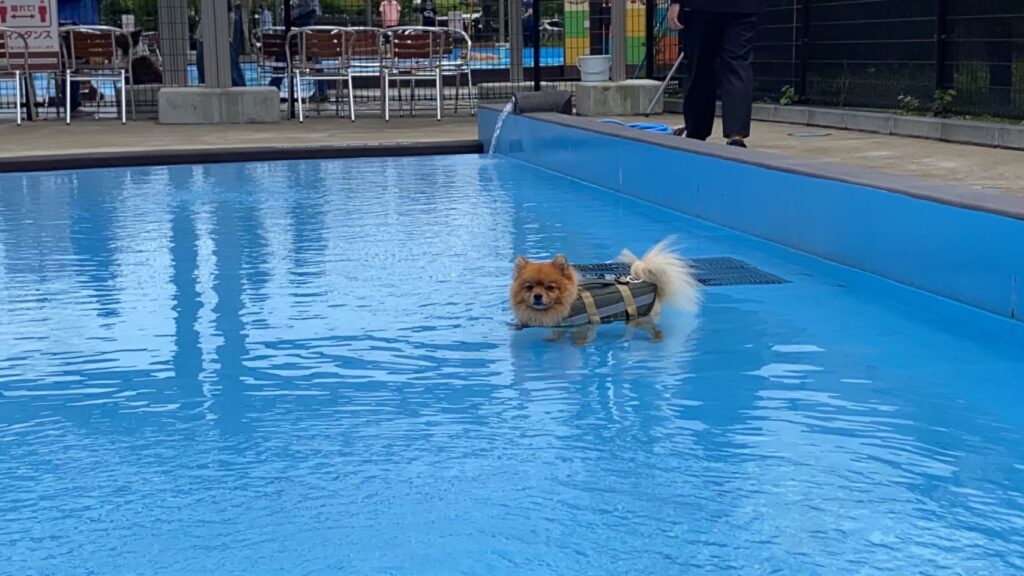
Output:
(1, 156), (1023, 575)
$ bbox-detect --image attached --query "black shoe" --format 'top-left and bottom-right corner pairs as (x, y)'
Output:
(727, 138), (747, 148)
(672, 125), (687, 137)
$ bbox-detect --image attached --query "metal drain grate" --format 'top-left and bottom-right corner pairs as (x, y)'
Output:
(573, 257), (788, 287)
(690, 257), (789, 286)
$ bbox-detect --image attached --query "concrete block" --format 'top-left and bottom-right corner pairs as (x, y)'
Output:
(159, 87), (281, 124)
(940, 119), (999, 147)
(806, 108), (847, 129)
(769, 105), (810, 125)
(996, 125), (1024, 151)
(891, 115), (941, 140)
(574, 80), (663, 116)
(845, 111), (893, 134)
(750, 103), (773, 121)
(477, 81), (560, 100)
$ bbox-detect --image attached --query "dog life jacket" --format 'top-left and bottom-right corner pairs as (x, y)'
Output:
(515, 263), (658, 329)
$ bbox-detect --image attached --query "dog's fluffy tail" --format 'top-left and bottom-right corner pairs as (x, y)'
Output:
(618, 237), (701, 313)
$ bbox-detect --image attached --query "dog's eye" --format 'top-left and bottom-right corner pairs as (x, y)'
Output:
(524, 284), (534, 291)
(545, 285), (557, 292)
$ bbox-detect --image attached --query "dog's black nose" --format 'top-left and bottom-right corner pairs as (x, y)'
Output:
(533, 293), (544, 304)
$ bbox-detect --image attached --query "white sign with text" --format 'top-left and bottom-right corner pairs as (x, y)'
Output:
(0, 0), (60, 54)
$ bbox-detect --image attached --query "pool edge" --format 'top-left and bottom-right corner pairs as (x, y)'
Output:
(478, 106), (1024, 324)
(0, 140), (485, 174)
(479, 105), (1024, 222)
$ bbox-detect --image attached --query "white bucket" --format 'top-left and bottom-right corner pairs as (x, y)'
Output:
(577, 55), (612, 83)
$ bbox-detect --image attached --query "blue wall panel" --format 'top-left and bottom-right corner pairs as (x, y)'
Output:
(480, 109), (1024, 323)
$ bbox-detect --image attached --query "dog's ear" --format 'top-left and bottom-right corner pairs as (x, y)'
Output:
(514, 255), (528, 274)
(551, 254), (571, 274)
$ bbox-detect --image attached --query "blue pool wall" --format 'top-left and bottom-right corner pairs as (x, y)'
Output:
(478, 108), (1024, 323)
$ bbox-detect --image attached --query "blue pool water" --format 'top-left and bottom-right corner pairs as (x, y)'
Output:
(1, 155), (1023, 574)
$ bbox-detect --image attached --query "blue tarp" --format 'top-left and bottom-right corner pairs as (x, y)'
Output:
(58, 0), (99, 25)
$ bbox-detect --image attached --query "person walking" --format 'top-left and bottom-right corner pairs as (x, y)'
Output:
(667, 0), (764, 147)
(380, 0), (401, 28)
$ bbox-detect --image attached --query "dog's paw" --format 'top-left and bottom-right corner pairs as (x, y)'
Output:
(570, 327), (596, 346)
(544, 330), (565, 342)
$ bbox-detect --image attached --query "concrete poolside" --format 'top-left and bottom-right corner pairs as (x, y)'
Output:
(1, 112), (1022, 195)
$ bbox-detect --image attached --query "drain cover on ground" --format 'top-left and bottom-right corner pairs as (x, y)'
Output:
(788, 131), (832, 138)
(573, 257), (789, 287)
(689, 257), (790, 286)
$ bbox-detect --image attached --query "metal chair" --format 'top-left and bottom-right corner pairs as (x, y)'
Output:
(287, 26), (356, 122)
(380, 27), (446, 121)
(0, 26), (29, 125)
(440, 27), (475, 116)
(60, 25), (135, 124)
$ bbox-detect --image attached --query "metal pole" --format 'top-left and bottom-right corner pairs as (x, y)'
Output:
(610, 0), (626, 81)
(532, 0), (541, 90)
(285, 0), (294, 118)
(499, 0), (506, 44)
(935, 0), (948, 89)
(645, 48), (683, 116)
(644, 0), (655, 79)
(798, 0), (810, 98)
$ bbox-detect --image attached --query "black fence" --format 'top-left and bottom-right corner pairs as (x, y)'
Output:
(1, 0), (1021, 120)
(737, 0), (1024, 119)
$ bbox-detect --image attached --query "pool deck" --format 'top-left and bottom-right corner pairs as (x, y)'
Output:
(1, 113), (1022, 196)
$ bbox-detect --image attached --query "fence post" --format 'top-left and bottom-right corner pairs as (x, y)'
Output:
(644, 0), (656, 79)
(499, 0), (506, 44)
(157, 0), (190, 86)
(200, 0), (233, 88)
(533, 0), (542, 90)
(509, 0), (524, 84)
(935, 0), (948, 89)
(798, 0), (811, 99)
(610, 0), (626, 81)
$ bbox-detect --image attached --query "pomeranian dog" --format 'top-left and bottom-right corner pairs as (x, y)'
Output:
(510, 237), (700, 344)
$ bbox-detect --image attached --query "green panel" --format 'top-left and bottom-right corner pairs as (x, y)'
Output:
(627, 40), (645, 65)
(564, 9), (588, 39)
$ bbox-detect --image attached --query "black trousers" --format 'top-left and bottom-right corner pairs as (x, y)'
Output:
(680, 10), (758, 140)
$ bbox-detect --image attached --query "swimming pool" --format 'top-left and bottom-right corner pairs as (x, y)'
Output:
(1, 155), (1023, 574)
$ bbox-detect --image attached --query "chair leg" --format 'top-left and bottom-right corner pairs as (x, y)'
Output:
(65, 71), (71, 125)
(334, 79), (341, 117)
(384, 71), (390, 122)
(15, 71), (22, 126)
(348, 75), (355, 122)
(454, 72), (460, 114)
(120, 71), (127, 125)
(296, 71), (305, 123)
(129, 70), (136, 121)
(435, 70), (442, 121)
